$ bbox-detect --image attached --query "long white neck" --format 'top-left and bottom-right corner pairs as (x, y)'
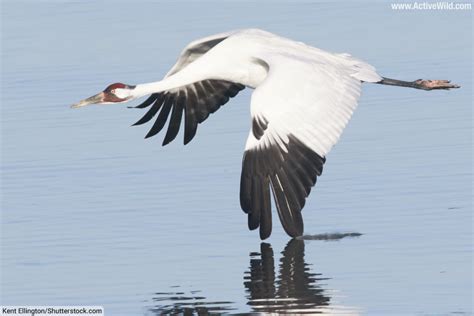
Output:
(131, 53), (247, 99)
(132, 71), (201, 98)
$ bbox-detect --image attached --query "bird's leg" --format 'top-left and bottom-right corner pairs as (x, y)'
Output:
(376, 77), (460, 90)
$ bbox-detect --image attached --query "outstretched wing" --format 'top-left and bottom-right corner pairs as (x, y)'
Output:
(164, 30), (238, 78)
(241, 54), (378, 239)
(132, 31), (245, 145)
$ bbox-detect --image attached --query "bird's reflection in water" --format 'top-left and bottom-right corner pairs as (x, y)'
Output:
(148, 238), (360, 315)
(244, 239), (331, 314)
(148, 289), (235, 315)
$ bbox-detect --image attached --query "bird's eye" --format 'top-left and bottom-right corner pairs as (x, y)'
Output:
(111, 89), (116, 94)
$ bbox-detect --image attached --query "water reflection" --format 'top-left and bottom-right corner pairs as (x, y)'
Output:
(300, 232), (363, 241)
(148, 239), (360, 315)
(244, 239), (330, 314)
(148, 288), (235, 315)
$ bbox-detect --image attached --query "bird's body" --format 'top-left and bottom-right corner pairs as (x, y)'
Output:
(72, 29), (459, 239)
(133, 29), (381, 94)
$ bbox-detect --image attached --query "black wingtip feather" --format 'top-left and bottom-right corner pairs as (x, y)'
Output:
(137, 80), (245, 146)
(259, 178), (272, 240)
(135, 80), (245, 145)
(240, 134), (325, 239)
(247, 177), (262, 230)
(183, 90), (198, 145)
(132, 94), (165, 126)
(144, 94), (173, 139)
(270, 174), (304, 238)
(240, 152), (252, 213)
(162, 92), (184, 146)
(134, 93), (161, 109)
(248, 213), (260, 230)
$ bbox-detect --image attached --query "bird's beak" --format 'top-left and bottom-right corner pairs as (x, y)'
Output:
(71, 92), (105, 109)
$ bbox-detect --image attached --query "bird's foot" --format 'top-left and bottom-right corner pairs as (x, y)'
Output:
(413, 79), (460, 90)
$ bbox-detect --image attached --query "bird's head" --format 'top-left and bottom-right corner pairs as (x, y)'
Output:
(71, 83), (136, 108)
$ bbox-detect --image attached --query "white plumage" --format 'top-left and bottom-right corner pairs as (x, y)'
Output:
(133, 29), (381, 239)
(72, 28), (459, 239)
(134, 29), (381, 156)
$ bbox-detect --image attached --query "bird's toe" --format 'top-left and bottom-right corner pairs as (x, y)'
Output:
(415, 79), (461, 90)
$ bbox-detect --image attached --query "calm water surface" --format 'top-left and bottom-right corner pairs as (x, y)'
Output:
(1, 1), (472, 315)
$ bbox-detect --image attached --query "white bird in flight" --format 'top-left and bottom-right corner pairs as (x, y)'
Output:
(72, 29), (459, 239)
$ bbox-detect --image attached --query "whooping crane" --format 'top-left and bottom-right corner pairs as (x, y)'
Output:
(72, 29), (460, 239)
